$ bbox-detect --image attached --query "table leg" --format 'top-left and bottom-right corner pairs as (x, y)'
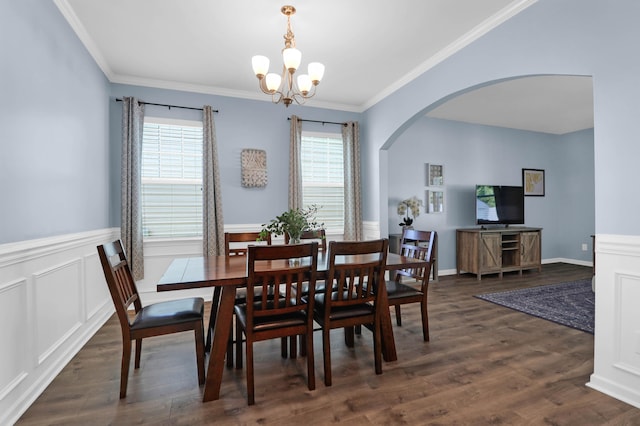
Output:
(378, 283), (397, 362)
(205, 287), (222, 352)
(203, 285), (235, 402)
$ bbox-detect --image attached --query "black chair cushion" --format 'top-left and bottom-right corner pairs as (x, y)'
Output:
(386, 281), (422, 300)
(234, 302), (307, 332)
(131, 297), (204, 330)
(312, 293), (374, 321)
(234, 286), (267, 304)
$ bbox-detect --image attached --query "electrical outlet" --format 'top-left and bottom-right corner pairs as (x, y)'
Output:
(581, 243), (588, 251)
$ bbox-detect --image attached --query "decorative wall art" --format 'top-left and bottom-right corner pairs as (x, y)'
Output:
(426, 163), (444, 186)
(426, 190), (444, 213)
(241, 149), (267, 188)
(425, 163), (445, 213)
(522, 168), (545, 196)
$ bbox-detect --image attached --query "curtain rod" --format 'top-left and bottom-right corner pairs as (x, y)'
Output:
(288, 117), (346, 126)
(115, 98), (218, 113)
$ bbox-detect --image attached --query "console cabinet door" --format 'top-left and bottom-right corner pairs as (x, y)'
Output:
(480, 233), (502, 271)
(520, 231), (541, 267)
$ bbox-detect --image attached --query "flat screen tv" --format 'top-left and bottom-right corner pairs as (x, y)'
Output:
(475, 185), (524, 226)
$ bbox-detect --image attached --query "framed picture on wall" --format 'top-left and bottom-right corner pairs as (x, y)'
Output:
(241, 149), (268, 188)
(522, 168), (545, 196)
(426, 163), (444, 186)
(426, 190), (444, 213)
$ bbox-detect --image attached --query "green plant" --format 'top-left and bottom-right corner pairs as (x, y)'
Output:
(259, 205), (323, 242)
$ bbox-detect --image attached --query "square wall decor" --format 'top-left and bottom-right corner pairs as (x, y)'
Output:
(241, 149), (267, 188)
(427, 190), (444, 213)
(522, 168), (545, 196)
(426, 163), (444, 186)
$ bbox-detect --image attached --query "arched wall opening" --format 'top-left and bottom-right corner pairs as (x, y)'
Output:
(379, 74), (595, 274)
(358, 0), (640, 407)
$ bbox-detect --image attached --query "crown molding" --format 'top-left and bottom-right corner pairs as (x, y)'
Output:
(361, 0), (538, 111)
(56, 0), (536, 114)
(110, 74), (362, 113)
(54, 0), (114, 79)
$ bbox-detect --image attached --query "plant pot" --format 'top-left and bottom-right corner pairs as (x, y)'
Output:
(287, 231), (301, 244)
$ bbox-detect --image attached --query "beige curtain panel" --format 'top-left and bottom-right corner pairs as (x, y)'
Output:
(120, 97), (145, 280)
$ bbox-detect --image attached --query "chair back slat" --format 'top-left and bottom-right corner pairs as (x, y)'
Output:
(397, 244), (429, 280)
(396, 230), (435, 286)
(324, 239), (388, 308)
(113, 266), (138, 309)
(97, 240), (142, 329)
(225, 231), (271, 257)
(246, 243), (318, 327)
(285, 229), (327, 251)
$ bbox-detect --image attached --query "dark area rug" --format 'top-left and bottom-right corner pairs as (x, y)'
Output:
(474, 279), (594, 334)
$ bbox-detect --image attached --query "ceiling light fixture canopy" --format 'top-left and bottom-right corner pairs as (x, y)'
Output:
(252, 5), (324, 107)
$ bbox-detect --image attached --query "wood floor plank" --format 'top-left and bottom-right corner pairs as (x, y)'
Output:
(16, 263), (640, 425)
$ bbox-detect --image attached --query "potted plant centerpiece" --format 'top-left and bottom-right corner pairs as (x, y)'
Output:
(397, 196), (423, 230)
(259, 205), (323, 243)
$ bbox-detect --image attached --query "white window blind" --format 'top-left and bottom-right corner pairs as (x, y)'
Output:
(301, 132), (344, 233)
(141, 118), (203, 239)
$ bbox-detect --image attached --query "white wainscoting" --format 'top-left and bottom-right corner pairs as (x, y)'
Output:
(0, 228), (118, 426)
(588, 234), (640, 409)
(0, 220), (390, 424)
(6, 224), (630, 424)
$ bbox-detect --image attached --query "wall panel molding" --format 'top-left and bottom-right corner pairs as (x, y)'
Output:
(588, 233), (640, 409)
(0, 228), (119, 268)
(0, 228), (117, 426)
(0, 278), (28, 402)
(33, 258), (83, 365)
(612, 273), (640, 377)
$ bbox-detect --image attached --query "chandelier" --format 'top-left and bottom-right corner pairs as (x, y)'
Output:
(251, 5), (325, 107)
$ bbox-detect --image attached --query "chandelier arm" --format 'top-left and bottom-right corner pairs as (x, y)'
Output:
(257, 78), (273, 96)
(291, 86), (316, 105)
(302, 85), (317, 99)
(271, 91), (284, 104)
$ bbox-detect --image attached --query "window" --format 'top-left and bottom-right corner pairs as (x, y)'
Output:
(141, 118), (203, 238)
(301, 131), (344, 233)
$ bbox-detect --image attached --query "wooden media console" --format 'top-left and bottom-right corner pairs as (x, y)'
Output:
(456, 227), (542, 280)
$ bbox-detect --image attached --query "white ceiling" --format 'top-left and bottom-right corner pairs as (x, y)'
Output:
(427, 75), (594, 134)
(55, 0), (594, 134)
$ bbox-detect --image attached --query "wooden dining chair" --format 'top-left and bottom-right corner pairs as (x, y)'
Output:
(225, 231), (271, 256)
(285, 228), (326, 356)
(285, 228), (327, 251)
(312, 239), (388, 386)
(386, 229), (436, 341)
(207, 231), (272, 362)
(234, 242), (319, 405)
(97, 240), (205, 398)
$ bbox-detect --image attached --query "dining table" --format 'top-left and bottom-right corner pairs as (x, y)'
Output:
(157, 250), (431, 402)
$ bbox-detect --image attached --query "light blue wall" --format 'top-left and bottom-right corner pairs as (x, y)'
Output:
(109, 84), (360, 227)
(363, 0), (640, 239)
(0, 0), (111, 244)
(551, 128), (596, 261)
(0, 0), (621, 264)
(388, 117), (594, 270)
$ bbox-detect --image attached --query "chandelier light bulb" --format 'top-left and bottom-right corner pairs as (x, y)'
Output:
(297, 74), (312, 94)
(265, 73), (282, 93)
(308, 62), (325, 84)
(282, 48), (301, 72)
(252, 55), (270, 78)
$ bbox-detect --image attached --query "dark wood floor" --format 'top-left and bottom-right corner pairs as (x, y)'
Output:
(17, 263), (640, 425)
